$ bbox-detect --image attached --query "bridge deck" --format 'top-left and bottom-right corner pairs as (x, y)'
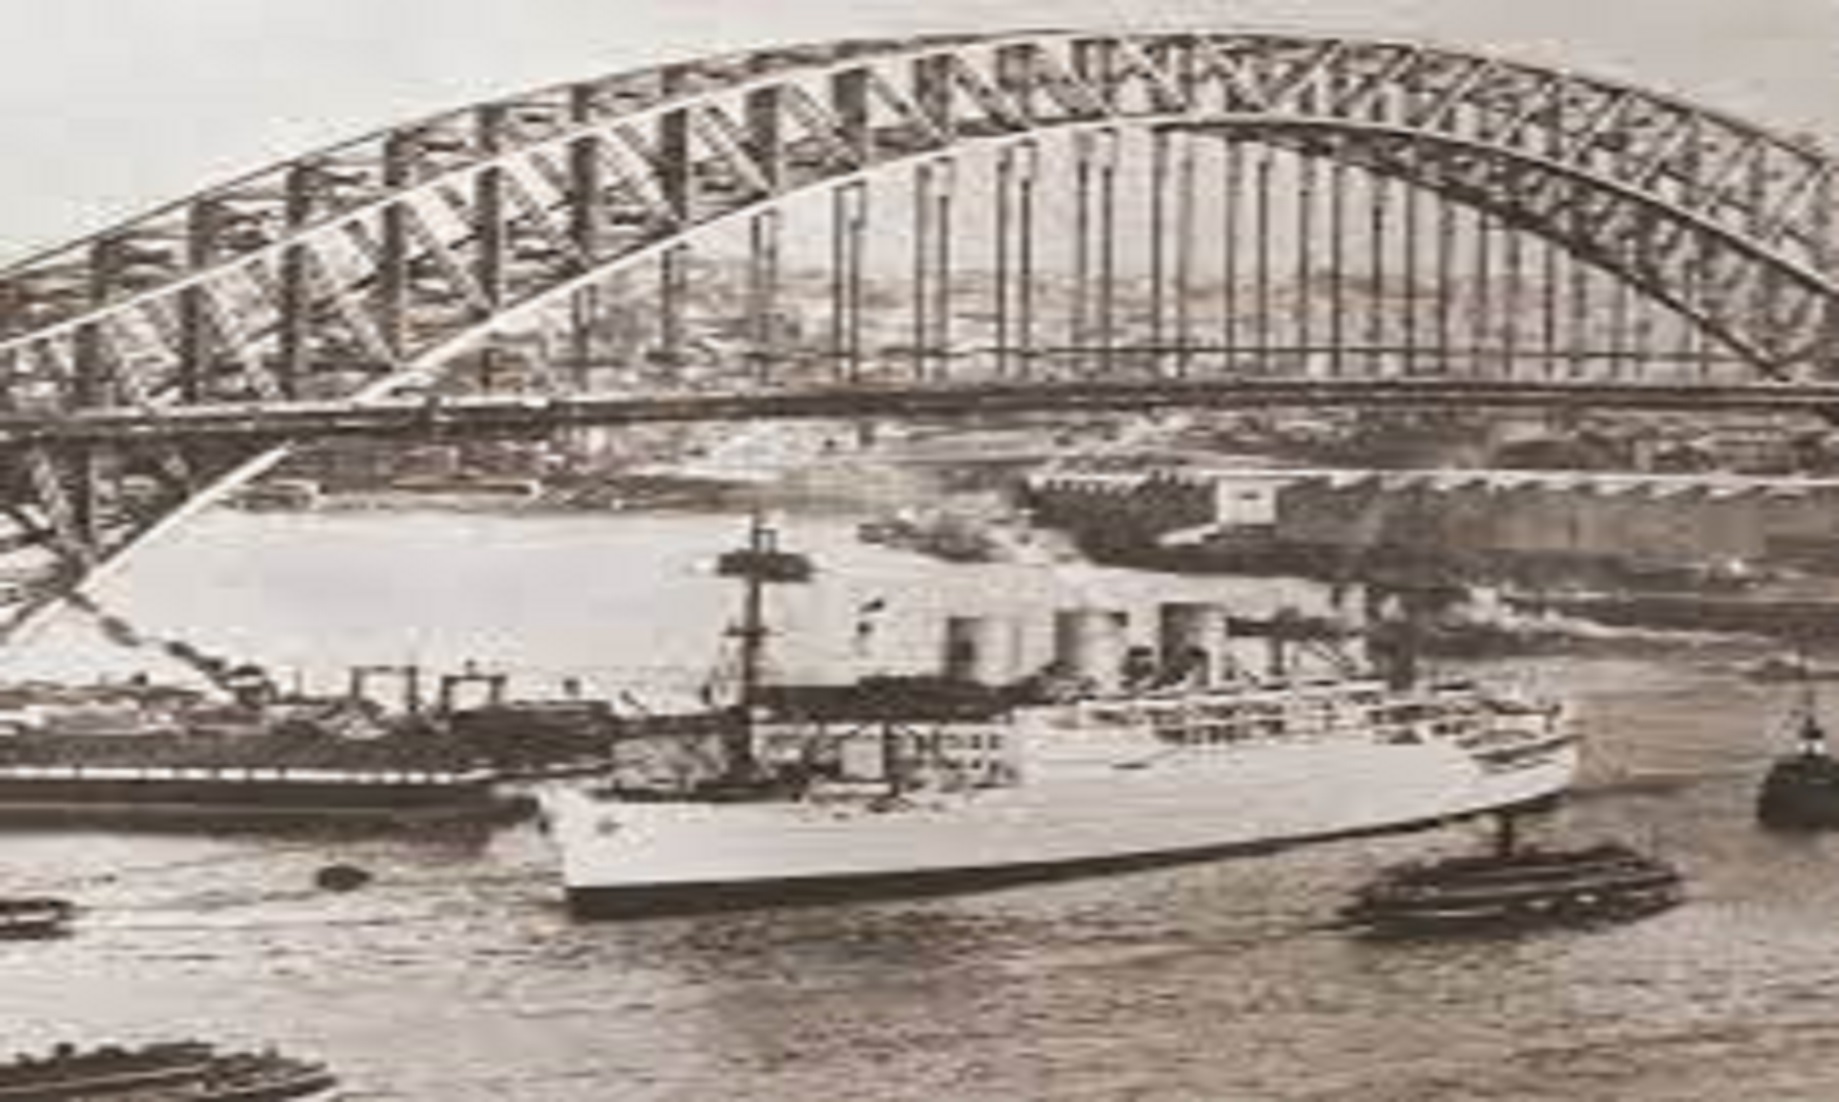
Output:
(3, 378), (1837, 448)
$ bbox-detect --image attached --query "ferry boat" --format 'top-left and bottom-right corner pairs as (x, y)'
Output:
(543, 519), (1579, 918)
(0, 1041), (336, 1101)
(1340, 845), (1683, 936)
(1339, 826), (1683, 937)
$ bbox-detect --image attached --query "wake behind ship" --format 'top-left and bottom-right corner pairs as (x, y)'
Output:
(543, 520), (1579, 918)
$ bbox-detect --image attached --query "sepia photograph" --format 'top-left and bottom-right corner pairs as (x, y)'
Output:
(1, 0), (1837, 1097)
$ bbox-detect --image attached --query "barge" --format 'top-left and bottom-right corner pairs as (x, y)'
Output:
(0, 761), (520, 827)
(0, 674), (614, 828)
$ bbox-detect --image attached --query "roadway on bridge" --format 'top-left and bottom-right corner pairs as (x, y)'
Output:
(2, 378), (1838, 448)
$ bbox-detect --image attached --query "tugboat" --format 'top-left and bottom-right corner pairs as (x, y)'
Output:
(1753, 646), (1839, 830)
(0, 896), (75, 939)
(0, 1041), (336, 1100)
(1340, 815), (1684, 937)
(1757, 712), (1839, 830)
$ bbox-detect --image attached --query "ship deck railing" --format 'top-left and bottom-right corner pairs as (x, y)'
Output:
(1067, 678), (1466, 717)
(1066, 699), (1487, 749)
(1044, 683), (1530, 742)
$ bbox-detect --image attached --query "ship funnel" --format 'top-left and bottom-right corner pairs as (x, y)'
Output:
(1053, 608), (1128, 693)
(1158, 602), (1229, 687)
(942, 615), (1017, 686)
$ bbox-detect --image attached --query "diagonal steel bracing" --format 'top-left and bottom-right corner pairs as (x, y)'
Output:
(0, 29), (1832, 644)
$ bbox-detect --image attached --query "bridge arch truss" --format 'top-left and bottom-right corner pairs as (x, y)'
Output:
(0, 29), (1836, 640)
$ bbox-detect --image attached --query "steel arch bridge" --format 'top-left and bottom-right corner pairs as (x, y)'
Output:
(0, 27), (1838, 642)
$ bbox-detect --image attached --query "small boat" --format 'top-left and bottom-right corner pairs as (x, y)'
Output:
(0, 1042), (218, 1100)
(1755, 653), (1839, 830)
(1341, 822), (1683, 937)
(1757, 712), (1839, 829)
(1743, 655), (1839, 683)
(0, 1042), (335, 1101)
(0, 896), (75, 939)
(166, 1051), (339, 1100)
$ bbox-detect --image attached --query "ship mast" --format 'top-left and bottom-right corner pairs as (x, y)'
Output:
(733, 513), (772, 716)
(716, 510), (814, 780)
(1794, 639), (1827, 754)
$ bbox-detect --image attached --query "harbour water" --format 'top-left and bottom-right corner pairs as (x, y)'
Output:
(3, 509), (1836, 1101)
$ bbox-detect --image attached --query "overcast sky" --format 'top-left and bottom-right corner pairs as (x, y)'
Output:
(1, 0), (1836, 264)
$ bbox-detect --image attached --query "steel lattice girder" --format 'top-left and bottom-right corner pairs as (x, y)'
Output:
(0, 28), (1833, 642)
(1181, 118), (1837, 373)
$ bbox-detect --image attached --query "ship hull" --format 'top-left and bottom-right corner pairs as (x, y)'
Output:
(1756, 755), (1839, 830)
(0, 772), (528, 829)
(549, 736), (1577, 919)
(563, 792), (1562, 919)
